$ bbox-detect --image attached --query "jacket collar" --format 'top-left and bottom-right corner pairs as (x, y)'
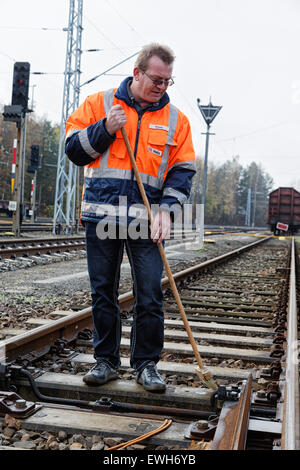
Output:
(114, 76), (170, 111)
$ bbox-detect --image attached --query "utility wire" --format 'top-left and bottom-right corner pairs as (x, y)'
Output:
(0, 26), (65, 31)
(80, 51), (139, 88)
(32, 72), (64, 75)
(104, 0), (147, 43)
(0, 50), (15, 62)
(217, 121), (290, 143)
(175, 86), (203, 123)
(83, 15), (126, 57)
(100, 3), (203, 131)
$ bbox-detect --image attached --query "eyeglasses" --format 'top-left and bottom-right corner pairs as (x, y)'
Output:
(142, 71), (174, 87)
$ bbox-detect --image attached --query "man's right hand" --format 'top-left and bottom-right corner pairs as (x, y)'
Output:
(150, 210), (171, 244)
(105, 105), (127, 136)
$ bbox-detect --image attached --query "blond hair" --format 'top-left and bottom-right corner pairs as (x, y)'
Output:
(135, 43), (175, 71)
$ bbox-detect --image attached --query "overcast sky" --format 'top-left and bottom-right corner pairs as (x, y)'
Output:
(1, 0), (299, 189)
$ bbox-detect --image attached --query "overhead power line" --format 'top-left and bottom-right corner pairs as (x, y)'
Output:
(0, 25), (66, 31)
(80, 51), (139, 88)
(83, 15), (126, 56)
(32, 72), (64, 75)
(217, 121), (290, 143)
(104, 0), (147, 43)
(0, 50), (16, 62)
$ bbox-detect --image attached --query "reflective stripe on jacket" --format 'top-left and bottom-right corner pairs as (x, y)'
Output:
(65, 77), (196, 223)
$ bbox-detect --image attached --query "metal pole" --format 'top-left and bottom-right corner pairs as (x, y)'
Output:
(12, 117), (24, 236)
(197, 99), (221, 226)
(52, 0), (83, 234)
(30, 85), (36, 110)
(52, 1), (74, 233)
(201, 123), (211, 208)
(252, 173), (258, 227)
(30, 172), (37, 222)
(245, 188), (251, 226)
(20, 113), (27, 221)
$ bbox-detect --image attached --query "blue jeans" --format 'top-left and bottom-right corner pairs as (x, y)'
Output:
(85, 222), (164, 372)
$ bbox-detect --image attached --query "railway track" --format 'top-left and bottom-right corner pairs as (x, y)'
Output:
(0, 234), (196, 272)
(0, 222), (53, 233)
(0, 228), (260, 262)
(0, 236), (86, 260)
(0, 235), (298, 451)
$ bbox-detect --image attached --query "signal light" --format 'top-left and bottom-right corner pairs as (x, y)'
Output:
(12, 62), (30, 111)
(27, 145), (39, 174)
(3, 105), (22, 124)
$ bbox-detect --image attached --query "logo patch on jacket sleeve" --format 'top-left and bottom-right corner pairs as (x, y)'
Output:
(148, 146), (162, 157)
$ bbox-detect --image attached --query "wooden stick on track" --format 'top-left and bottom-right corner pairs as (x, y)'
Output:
(121, 127), (218, 390)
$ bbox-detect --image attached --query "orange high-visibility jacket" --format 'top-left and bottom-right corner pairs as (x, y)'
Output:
(65, 77), (196, 224)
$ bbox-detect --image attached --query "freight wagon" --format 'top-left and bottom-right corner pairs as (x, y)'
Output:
(267, 187), (300, 235)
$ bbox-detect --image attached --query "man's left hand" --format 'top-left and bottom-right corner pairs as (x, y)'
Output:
(150, 210), (171, 243)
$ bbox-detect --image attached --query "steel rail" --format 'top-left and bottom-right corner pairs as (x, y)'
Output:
(0, 241), (86, 259)
(211, 374), (253, 450)
(0, 235), (271, 363)
(0, 233), (197, 256)
(0, 229), (265, 248)
(281, 237), (300, 450)
(0, 223), (53, 232)
(0, 236), (85, 248)
(0, 235), (194, 258)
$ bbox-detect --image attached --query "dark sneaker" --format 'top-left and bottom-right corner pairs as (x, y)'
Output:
(83, 361), (118, 386)
(137, 362), (166, 392)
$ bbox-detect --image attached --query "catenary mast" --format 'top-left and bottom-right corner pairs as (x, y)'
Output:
(52, 0), (83, 234)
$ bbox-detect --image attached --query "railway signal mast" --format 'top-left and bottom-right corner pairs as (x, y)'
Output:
(197, 99), (222, 209)
(52, 0), (83, 234)
(2, 62), (31, 236)
(27, 145), (39, 221)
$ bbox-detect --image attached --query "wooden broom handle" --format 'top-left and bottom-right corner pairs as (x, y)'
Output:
(121, 127), (204, 369)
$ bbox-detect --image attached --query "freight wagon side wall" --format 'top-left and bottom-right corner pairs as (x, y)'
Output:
(267, 187), (300, 230)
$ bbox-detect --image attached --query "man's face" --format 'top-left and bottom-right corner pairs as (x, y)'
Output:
(133, 55), (173, 104)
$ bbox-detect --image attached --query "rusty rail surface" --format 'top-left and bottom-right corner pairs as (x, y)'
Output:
(281, 237), (300, 450)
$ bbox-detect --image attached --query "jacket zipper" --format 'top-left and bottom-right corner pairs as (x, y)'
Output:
(133, 111), (143, 158)
(128, 110), (146, 207)
(131, 110), (144, 180)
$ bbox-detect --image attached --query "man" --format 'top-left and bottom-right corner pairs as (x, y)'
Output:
(65, 43), (196, 392)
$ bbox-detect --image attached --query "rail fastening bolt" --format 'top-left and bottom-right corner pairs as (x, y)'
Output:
(15, 399), (26, 409)
(196, 420), (209, 430)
